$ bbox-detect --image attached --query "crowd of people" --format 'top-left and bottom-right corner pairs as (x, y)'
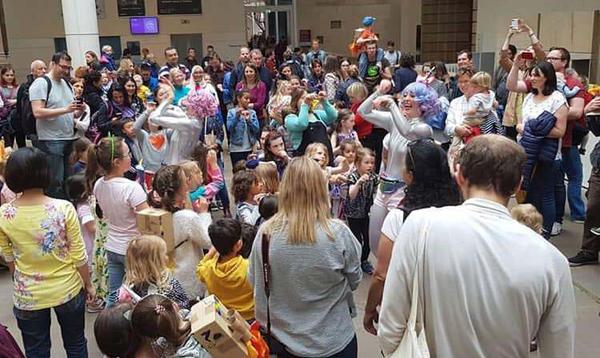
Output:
(0, 15), (598, 358)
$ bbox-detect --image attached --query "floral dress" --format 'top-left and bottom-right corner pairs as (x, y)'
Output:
(90, 195), (109, 302)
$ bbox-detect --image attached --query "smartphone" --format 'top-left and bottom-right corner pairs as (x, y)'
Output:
(511, 18), (519, 30)
(521, 52), (534, 60)
(74, 97), (83, 105)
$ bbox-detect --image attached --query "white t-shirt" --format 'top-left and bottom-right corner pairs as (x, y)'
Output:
(381, 208), (405, 242)
(29, 75), (77, 140)
(520, 90), (567, 159)
(93, 177), (147, 255)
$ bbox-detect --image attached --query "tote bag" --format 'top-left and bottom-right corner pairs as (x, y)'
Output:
(389, 221), (431, 358)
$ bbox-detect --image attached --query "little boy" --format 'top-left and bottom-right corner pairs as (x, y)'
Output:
(196, 218), (255, 320)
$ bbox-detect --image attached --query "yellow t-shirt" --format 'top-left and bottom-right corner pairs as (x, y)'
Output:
(0, 199), (87, 310)
(196, 255), (255, 320)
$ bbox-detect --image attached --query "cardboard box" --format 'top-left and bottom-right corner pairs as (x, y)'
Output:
(190, 295), (248, 358)
(136, 208), (175, 252)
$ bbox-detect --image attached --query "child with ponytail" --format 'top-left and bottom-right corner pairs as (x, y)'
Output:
(131, 294), (211, 358)
(89, 136), (149, 306)
(148, 165), (212, 299)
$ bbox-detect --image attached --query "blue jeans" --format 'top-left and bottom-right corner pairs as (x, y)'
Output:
(554, 161), (567, 224)
(527, 160), (560, 238)
(561, 146), (586, 220)
(14, 290), (88, 358)
(106, 251), (126, 307)
(35, 139), (74, 199)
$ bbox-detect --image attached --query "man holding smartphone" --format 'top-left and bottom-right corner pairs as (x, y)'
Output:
(30, 51), (83, 199)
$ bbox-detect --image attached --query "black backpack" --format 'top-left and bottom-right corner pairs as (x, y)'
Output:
(18, 77), (71, 137)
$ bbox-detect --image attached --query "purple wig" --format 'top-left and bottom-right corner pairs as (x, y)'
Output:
(401, 82), (441, 120)
(183, 89), (219, 118)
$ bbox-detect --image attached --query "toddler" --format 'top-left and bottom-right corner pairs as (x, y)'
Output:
(70, 137), (92, 174)
(131, 294), (211, 358)
(345, 148), (379, 274)
(66, 174), (96, 270)
(232, 169), (262, 225)
(196, 218), (255, 320)
(122, 235), (190, 309)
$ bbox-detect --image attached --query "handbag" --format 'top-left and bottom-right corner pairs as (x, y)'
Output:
(260, 233), (300, 358)
(389, 221), (431, 358)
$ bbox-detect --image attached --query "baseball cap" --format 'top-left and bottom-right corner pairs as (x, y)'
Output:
(363, 16), (376, 27)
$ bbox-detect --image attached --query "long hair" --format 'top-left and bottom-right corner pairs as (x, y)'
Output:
(242, 63), (260, 87)
(402, 139), (460, 212)
(255, 162), (279, 194)
(148, 165), (184, 213)
(402, 82), (440, 120)
(190, 143), (210, 186)
(264, 157), (333, 244)
(86, 137), (127, 184)
(323, 55), (342, 79)
(131, 294), (190, 347)
(124, 235), (169, 289)
(263, 130), (285, 162)
(0, 65), (17, 87)
(530, 61), (557, 96)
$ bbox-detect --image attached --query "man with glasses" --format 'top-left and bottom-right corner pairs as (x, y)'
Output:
(545, 47), (587, 236)
(30, 51), (83, 199)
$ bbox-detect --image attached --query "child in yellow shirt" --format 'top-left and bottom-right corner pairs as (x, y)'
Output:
(196, 218), (255, 320)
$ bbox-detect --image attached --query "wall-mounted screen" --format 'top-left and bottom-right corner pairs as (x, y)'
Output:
(130, 17), (159, 35)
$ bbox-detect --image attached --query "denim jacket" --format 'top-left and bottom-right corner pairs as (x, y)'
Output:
(226, 108), (260, 146)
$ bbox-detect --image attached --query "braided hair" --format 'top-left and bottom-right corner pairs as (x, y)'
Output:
(148, 165), (185, 213)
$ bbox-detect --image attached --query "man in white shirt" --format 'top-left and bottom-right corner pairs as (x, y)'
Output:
(378, 135), (576, 358)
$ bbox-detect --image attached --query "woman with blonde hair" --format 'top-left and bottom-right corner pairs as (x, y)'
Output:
(117, 58), (135, 79)
(249, 156), (362, 358)
(122, 235), (190, 309)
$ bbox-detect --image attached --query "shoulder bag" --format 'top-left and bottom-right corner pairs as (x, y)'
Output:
(389, 220), (431, 358)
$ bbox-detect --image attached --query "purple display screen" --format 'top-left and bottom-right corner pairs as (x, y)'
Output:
(129, 17), (159, 35)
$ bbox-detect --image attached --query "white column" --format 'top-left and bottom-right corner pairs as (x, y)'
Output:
(61, 0), (100, 68)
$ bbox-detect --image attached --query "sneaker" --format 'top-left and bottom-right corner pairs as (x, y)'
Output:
(86, 298), (105, 313)
(591, 227), (600, 236)
(550, 222), (562, 236)
(572, 218), (585, 224)
(361, 261), (374, 275)
(568, 251), (599, 267)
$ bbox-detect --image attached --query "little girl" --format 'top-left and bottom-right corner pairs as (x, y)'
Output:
(305, 142), (349, 181)
(131, 294), (211, 358)
(89, 136), (149, 306)
(66, 174), (96, 270)
(331, 109), (359, 156)
(122, 235), (190, 309)
(70, 137), (92, 174)
(227, 90), (260, 166)
(331, 139), (360, 218)
(133, 74), (151, 102)
(255, 161), (279, 194)
(232, 169), (262, 225)
(345, 147), (379, 274)
(191, 143), (229, 217)
(148, 165), (212, 299)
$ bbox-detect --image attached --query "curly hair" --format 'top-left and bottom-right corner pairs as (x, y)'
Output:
(232, 169), (258, 203)
(402, 139), (460, 212)
(148, 165), (184, 213)
(402, 82), (441, 120)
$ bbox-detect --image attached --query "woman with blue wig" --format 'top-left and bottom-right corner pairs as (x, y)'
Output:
(358, 79), (440, 253)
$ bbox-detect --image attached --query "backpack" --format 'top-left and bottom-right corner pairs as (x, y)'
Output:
(20, 77), (72, 137)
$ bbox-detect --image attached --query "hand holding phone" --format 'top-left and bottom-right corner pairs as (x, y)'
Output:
(521, 52), (534, 60)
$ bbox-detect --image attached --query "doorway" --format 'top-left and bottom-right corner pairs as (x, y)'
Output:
(244, 0), (296, 48)
(170, 34), (203, 61)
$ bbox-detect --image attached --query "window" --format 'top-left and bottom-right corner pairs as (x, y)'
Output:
(330, 20), (341, 29)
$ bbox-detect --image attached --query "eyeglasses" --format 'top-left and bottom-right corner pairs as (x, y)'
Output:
(545, 57), (564, 62)
(57, 64), (72, 70)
